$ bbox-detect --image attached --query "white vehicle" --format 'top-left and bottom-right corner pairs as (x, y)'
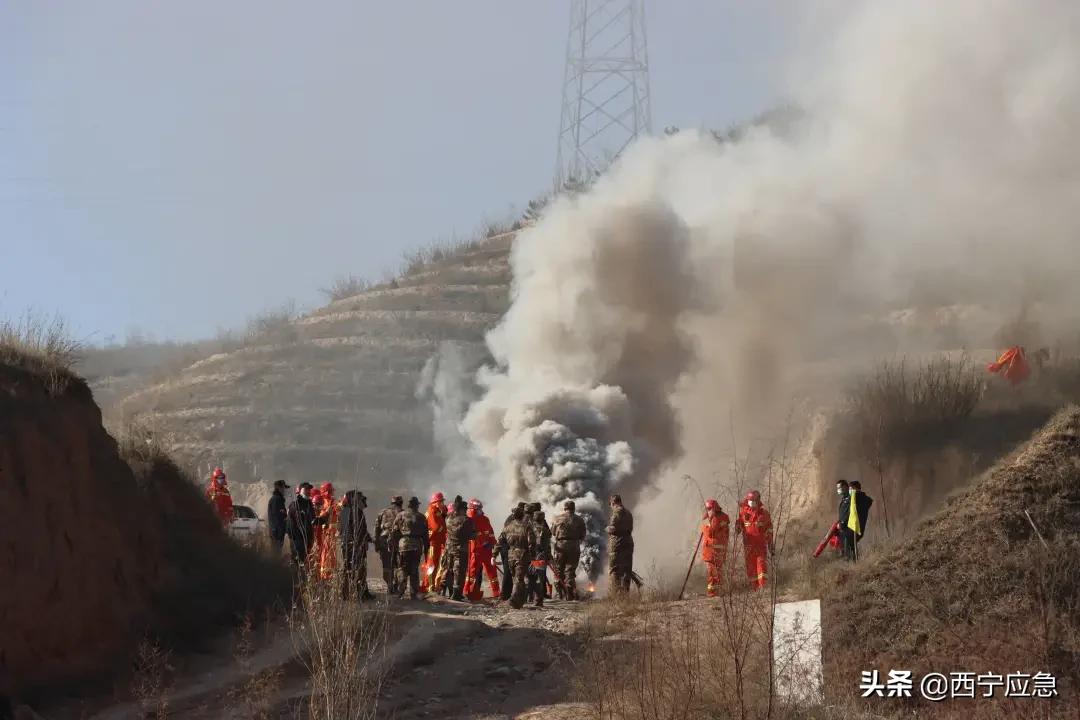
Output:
(229, 505), (261, 537)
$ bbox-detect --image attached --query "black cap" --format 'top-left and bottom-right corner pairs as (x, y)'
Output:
(407, 496), (420, 508)
(274, 479), (290, 490)
(300, 482), (314, 491)
(526, 502), (541, 513)
(391, 495), (403, 505)
(564, 500), (575, 512)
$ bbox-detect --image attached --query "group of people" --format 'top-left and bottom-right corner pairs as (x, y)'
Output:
(698, 490), (776, 596)
(215, 468), (869, 602)
(369, 493), (605, 609)
(258, 479), (636, 608)
(812, 479), (874, 561)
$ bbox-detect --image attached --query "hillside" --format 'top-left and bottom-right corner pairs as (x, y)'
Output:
(0, 348), (288, 704)
(100, 232), (514, 500)
(822, 406), (1080, 714)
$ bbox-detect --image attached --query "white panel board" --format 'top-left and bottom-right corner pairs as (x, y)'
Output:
(773, 598), (824, 705)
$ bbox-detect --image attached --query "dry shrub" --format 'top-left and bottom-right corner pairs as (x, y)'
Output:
(291, 575), (388, 720)
(321, 274), (374, 302)
(847, 355), (982, 457)
(245, 300), (299, 344)
(0, 311), (82, 394)
(131, 640), (172, 720)
(226, 616), (284, 720)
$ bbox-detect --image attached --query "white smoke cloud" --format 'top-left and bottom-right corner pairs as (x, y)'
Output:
(464, 0), (1080, 574)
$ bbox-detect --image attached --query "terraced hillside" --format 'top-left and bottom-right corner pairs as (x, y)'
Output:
(108, 232), (514, 500)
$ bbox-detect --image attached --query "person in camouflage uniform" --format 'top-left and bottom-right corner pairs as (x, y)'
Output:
(340, 491), (375, 602)
(606, 494), (634, 594)
(392, 496), (429, 600)
(498, 502), (526, 601)
(374, 495), (403, 595)
(499, 505), (535, 609)
(526, 503), (552, 607)
(442, 498), (477, 600)
(551, 500), (587, 600)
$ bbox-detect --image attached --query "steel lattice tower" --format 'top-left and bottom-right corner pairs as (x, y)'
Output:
(555, 0), (653, 189)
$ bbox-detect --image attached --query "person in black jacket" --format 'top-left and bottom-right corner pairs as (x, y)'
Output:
(267, 479), (290, 551)
(846, 481), (874, 561)
(340, 491), (375, 601)
(285, 482), (316, 572)
(836, 479), (855, 561)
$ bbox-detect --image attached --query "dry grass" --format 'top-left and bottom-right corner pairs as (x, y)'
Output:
(822, 406), (1080, 717)
(225, 616), (285, 720)
(130, 640), (173, 720)
(846, 354), (982, 457)
(321, 274), (375, 302)
(0, 311), (83, 394)
(290, 574), (388, 720)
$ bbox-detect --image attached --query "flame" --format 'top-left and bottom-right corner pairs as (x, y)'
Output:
(588, 584), (596, 593)
(426, 566), (435, 576)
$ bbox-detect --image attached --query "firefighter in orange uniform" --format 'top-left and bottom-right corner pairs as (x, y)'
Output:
(316, 483), (340, 581)
(205, 467), (234, 527)
(309, 488), (325, 576)
(734, 490), (773, 590)
(463, 499), (500, 601)
(421, 492), (448, 592)
(701, 499), (729, 597)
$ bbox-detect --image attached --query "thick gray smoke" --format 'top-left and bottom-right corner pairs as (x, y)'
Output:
(415, 341), (497, 503)
(465, 0), (1080, 573)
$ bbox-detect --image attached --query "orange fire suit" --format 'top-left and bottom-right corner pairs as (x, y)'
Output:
(463, 510), (500, 601)
(206, 479), (234, 527)
(316, 496), (340, 581)
(701, 511), (730, 597)
(735, 504), (773, 590)
(421, 500), (448, 592)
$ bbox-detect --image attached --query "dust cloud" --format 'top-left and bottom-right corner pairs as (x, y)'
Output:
(461, 0), (1080, 575)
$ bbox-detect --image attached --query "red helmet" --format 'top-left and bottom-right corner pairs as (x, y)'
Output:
(430, 492), (445, 504)
(212, 467), (225, 480)
(745, 490), (761, 503)
(467, 498), (482, 510)
(310, 488), (323, 500)
(320, 482), (334, 495)
(705, 499), (720, 511)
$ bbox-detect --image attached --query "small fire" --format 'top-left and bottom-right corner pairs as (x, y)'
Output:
(588, 584), (596, 594)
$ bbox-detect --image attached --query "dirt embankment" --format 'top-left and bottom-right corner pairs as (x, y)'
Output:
(0, 364), (162, 697)
(822, 406), (1080, 713)
(0, 360), (290, 705)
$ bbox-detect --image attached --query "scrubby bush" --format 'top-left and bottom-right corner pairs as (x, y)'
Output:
(846, 354), (982, 457)
(0, 311), (82, 394)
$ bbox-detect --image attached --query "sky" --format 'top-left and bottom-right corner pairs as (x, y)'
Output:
(1, 1), (802, 343)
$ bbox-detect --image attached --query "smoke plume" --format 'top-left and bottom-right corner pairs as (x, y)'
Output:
(465, 0), (1080, 572)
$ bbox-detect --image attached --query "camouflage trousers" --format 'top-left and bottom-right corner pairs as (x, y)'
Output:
(396, 549), (422, 598)
(507, 550), (529, 609)
(443, 545), (469, 597)
(553, 547), (580, 600)
(342, 549), (370, 600)
(608, 544), (634, 594)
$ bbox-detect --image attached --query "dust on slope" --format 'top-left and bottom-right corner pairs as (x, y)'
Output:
(822, 406), (1080, 714)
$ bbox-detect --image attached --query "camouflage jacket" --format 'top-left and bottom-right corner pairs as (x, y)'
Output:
(392, 509), (429, 555)
(531, 513), (552, 560)
(445, 513), (477, 551)
(606, 505), (634, 553)
(551, 511), (587, 551)
(499, 517), (536, 558)
(374, 505), (400, 549)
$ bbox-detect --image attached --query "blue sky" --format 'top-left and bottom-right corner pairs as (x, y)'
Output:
(1, 2), (802, 342)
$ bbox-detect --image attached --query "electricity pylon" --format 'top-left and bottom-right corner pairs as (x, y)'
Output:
(555, 0), (653, 189)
